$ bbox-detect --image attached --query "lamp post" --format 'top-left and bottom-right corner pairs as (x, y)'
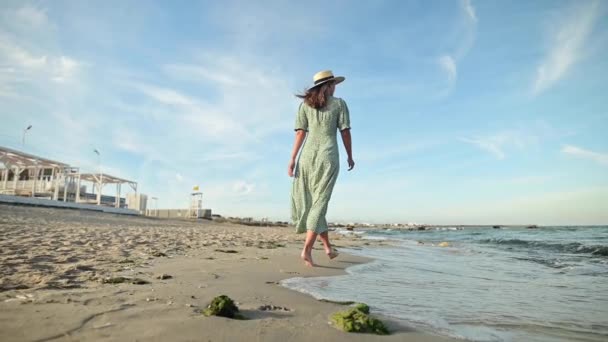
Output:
(22, 125), (32, 147)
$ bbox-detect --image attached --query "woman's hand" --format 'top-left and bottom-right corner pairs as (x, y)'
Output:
(347, 157), (355, 171)
(289, 130), (307, 177)
(288, 158), (296, 177)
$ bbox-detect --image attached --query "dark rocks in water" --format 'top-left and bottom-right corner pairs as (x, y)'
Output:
(203, 295), (245, 319)
(493, 225), (501, 229)
(527, 225), (539, 229)
(591, 246), (608, 257)
(346, 226), (354, 231)
(330, 304), (389, 335)
(417, 226), (426, 230)
(318, 299), (356, 305)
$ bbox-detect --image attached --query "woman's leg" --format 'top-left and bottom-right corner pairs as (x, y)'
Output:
(319, 231), (339, 259)
(318, 231), (332, 254)
(301, 230), (317, 267)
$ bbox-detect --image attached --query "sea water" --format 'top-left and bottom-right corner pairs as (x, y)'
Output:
(281, 226), (608, 341)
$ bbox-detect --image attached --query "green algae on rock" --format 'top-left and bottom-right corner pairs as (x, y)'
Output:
(203, 295), (246, 319)
(353, 303), (370, 314)
(330, 304), (389, 335)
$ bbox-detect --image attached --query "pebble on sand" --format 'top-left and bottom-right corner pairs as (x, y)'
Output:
(258, 304), (291, 311)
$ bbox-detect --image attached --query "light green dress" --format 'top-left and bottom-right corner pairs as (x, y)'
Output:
(291, 96), (351, 234)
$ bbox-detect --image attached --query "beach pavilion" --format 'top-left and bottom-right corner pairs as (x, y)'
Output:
(0, 146), (78, 201)
(0, 146), (138, 209)
(78, 173), (138, 208)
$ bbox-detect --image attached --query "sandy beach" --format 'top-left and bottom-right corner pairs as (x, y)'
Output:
(0, 204), (456, 341)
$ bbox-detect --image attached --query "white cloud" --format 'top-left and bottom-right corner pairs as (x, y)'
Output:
(460, 137), (506, 159)
(436, 1), (477, 91)
(175, 173), (184, 182)
(504, 175), (555, 185)
(130, 81), (251, 142)
(51, 56), (82, 83)
(0, 37), (48, 69)
(112, 128), (147, 156)
(232, 180), (255, 195)
(357, 140), (439, 163)
(562, 145), (608, 166)
(533, 1), (601, 95)
(0, 35), (83, 84)
(460, 128), (541, 159)
(1, 6), (82, 86)
(164, 64), (244, 87)
(438, 55), (457, 84)
(15, 5), (49, 28)
(462, 0), (477, 23)
(135, 83), (195, 107)
(160, 53), (295, 139)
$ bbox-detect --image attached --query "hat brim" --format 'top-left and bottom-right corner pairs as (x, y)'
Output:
(308, 76), (345, 90)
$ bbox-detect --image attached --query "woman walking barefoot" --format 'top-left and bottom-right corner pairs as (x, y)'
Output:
(288, 70), (355, 267)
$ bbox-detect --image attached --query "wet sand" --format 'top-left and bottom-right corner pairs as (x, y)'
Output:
(0, 204), (457, 341)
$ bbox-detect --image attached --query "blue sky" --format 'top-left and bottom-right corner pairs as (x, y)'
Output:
(1, 0), (607, 225)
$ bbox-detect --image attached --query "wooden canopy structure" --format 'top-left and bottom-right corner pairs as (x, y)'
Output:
(0, 146), (139, 209)
(79, 173), (137, 207)
(0, 146), (77, 200)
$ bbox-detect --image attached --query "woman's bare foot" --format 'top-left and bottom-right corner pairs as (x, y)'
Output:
(326, 247), (339, 259)
(301, 250), (314, 267)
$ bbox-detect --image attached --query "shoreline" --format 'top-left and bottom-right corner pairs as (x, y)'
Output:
(0, 204), (457, 341)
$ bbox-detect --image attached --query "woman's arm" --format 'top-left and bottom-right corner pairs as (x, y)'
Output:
(340, 129), (355, 171)
(288, 130), (307, 177)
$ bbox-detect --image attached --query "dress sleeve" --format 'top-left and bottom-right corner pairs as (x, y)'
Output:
(338, 98), (351, 131)
(294, 103), (308, 131)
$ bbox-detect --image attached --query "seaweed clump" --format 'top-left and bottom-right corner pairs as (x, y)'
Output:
(203, 295), (245, 320)
(330, 303), (388, 335)
(353, 303), (370, 314)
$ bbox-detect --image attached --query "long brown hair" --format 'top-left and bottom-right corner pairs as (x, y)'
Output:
(296, 81), (333, 109)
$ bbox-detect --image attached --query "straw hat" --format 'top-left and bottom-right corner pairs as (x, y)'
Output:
(308, 70), (345, 89)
